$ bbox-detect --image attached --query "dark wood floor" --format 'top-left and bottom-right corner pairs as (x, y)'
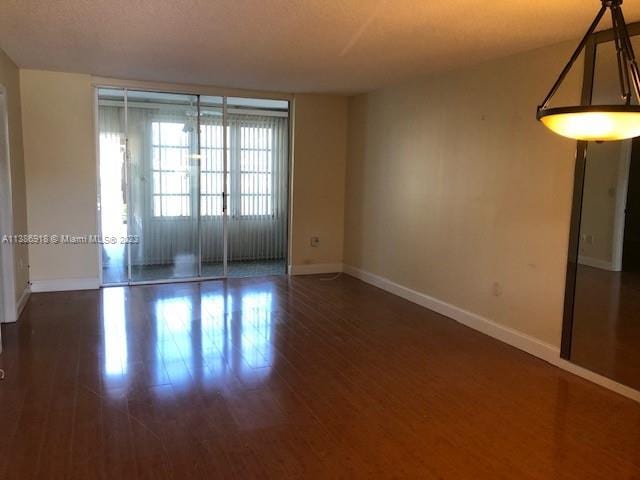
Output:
(0, 275), (639, 479)
(573, 264), (640, 390)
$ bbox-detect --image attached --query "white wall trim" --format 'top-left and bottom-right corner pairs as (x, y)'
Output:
(343, 264), (640, 403)
(343, 265), (558, 362)
(30, 277), (100, 293)
(555, 358), (640, 402)
(611, 138), (632, 272)
(92, 76), (293, 102)
(289, 263), (343, 275)
(578, 255), (615, 271)
(0, 85), (17, 330)
(15, 285), (30, 321)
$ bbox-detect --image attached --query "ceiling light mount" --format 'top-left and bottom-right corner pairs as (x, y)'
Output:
(537, 0), (640, 141)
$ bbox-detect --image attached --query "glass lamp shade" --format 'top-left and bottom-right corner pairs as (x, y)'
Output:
(537, 105), (640, 141)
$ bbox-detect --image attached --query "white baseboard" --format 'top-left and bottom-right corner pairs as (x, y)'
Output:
(30, 277), (100, 293)
(0, 285), (29, 323)
(343, 264), (640, 403)
(578, 255), (616, 271)
(343, 265), (559, 362)
(289, 263), (343, 275)
(16, 285), (30, 319)
(555, 358), (640, 401)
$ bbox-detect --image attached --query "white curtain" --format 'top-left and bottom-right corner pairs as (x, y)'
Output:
(128, 101), (200, 274)
(203, 113), (289, 263)
(98, 105), (127, 282)
(233, 114), (288, 262)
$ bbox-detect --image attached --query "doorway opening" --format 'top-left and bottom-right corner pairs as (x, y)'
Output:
(97, 88), (290, 285)
(622, 138), (640, 272)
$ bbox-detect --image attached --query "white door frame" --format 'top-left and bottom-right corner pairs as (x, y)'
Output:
(0, 85), (17, 333)
(611, 139), (633, 272)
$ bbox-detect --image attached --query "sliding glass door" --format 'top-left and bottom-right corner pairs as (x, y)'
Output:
(199, 96), (227, 277)
(126, 91), (212, 282)
(226, 98), (289, 277)
(98, 89), (128, 284)
(97, 88), (288, 285)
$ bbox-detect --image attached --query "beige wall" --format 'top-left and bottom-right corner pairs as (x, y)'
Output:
(20, 70), (98, 282)
(344, 41), (583, 347)
(0, 49), (29, 302)
(290, 94), (348, 268)
(19, 72), (348, 281)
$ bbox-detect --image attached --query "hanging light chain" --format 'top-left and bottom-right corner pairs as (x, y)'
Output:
(610, 3), (631, 103)
(536, 1), (640, 141)
(539, 4), (607, 110)
(612, 3), (640, 103)
(539, 0), (640, 111)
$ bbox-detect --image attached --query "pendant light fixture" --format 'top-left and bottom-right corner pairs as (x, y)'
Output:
(537, 0), (640, 141)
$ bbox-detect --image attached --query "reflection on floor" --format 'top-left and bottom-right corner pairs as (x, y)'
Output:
(102, 259), (286, 284)
(1, 275), (639, 478)
(572, 264), (640, 390)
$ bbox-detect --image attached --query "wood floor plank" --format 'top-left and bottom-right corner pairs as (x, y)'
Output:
(0, 274), (638, 478)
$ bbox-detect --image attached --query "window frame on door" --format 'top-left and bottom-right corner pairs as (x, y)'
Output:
(150, 117), (277, 220)
(150, 119), (193, 218)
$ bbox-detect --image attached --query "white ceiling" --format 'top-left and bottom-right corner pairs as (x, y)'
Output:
(2, 0), (640, 94)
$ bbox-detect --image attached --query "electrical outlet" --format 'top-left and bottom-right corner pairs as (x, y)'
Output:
(310, 236), (320, 247)
(581, 233), (593, 245)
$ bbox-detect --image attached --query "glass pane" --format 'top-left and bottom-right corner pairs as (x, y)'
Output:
(227, 96), (288, 111)
(227, 100), (288, 278)
(244, 195), (273, 216)
(569, 36), (640, 391)
(201, 195), (222, 217)
(161, 196), (189, 217)
(153, 196), (161, 217)
(201, 124), (222, 149)
(240, 150), (270, 172)
(241, 173), (271, 195)
(98, 88), (128, 284)
(160, 172), (189, 195)
(241, 126), (272, 150)
(158, 122), (189, 146)
(99, 91), (289, 283)
(199, 96), (225, 277)
(159, 147), (189, 171)
(202, 148), (223, 172)
(201, 172), (224, 196)
(129, 91), (200, 281)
